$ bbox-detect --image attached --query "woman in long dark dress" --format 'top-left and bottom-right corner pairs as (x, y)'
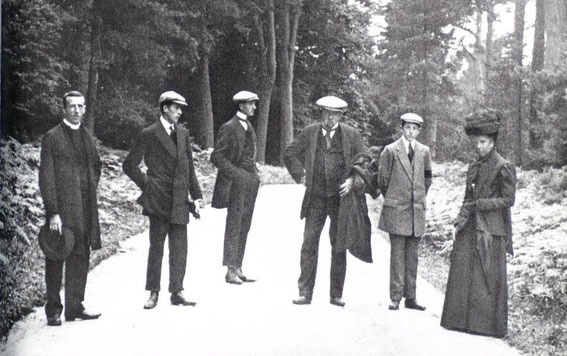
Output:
(441, 109), (516, 338)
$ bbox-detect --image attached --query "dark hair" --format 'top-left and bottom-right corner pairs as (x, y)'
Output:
(62, 91), (84, 108)
(160, 100), (174, 114)
(401, 121), (421, 128)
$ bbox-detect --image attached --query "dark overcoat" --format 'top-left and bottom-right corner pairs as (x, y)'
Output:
(39, 123), (102, 249)
(283, 123), (366, 219)
(123, 121), (202, 225)
(210, 116), (257, 209)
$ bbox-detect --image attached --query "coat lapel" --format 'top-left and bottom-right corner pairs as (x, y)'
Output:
(154, 121), (177, 158)
(230, 116), (246, 158)
(308, 124), (321, 167)
(394, 138), (413, 180)
(339, 124), (351, 165)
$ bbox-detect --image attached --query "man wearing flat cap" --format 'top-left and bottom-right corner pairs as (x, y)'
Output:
(211, 91), (261, 284)
(39, 91), (102, 326)
(377, 112), (432, 311)
(124, 91), (203, 309)
(284, 95), (365, 307)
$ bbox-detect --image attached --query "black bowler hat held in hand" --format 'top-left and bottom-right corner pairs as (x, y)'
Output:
(38, 225), (75, 261)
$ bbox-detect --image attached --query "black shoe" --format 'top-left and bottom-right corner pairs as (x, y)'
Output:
(292, 296), (311, 305)
(170, 292), (197, 306)
(388, 300), (400, 310)
(144, 291), (159, 309)
(47, 315), (62, 326)
(330, 297), (345, 307)
(236, 268), (256, 283)
(404, 299), (426, 311)
(65, 310), (101, 321)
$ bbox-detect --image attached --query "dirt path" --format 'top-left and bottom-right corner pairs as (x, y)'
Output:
(2, 185), (521, 356)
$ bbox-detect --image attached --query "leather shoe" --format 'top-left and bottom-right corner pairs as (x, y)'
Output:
(170, 292), (197, 306)
(404, 299), (426, 311)
(292, 296), (311, 305)
(236, 268), (256, 283)
(225, 270), (243, 285)
(330, 297), (345, 307)
(388, 300), (400, 310)
(65, 310), (101, 321)
(144, 291), (159, 309)
(47, 315), (62, 326)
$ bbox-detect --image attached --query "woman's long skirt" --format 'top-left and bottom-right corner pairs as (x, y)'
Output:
(440, 219), (508, 338)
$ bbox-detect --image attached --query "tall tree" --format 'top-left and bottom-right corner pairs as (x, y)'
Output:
(510, 0), (527, 165)
(544, 0), (567, 69)
(85, 0), (103, 134)
(275, 0), (301, 163)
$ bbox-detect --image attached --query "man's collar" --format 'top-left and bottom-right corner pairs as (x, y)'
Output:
(401, 136), (414, 149)
(322, 123), (339, 132)
(236, 111), (247, 120)
(63, 119), (81, 130)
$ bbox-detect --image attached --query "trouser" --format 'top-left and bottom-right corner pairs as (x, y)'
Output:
(45, 190), (91, 318)
(389, 234), (420, 301)
(44, 242), (90, 318)
(222, 171), (260, 267)
(298, 196), (346, 299)
(146, 216), (188, 293)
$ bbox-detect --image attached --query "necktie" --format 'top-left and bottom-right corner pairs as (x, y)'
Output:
(170, 125), (177, 145)
(408, 143), (414, 163)
(324, 128), (333, 149)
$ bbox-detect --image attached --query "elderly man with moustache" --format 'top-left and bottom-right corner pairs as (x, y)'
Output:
(123, 91), (203, 309)
(284, 95), (366, 307)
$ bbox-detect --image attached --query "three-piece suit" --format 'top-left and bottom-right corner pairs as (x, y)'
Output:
(211, 115), (260, 268)
(39, 122), (102, 318)
(284, 123), (365, 300)
(123, 119), (202, 293)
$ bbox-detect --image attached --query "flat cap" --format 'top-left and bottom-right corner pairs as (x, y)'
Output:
(316, 96), (348, 112)
(159, 91), (188, 106)
(400, 113), (423, 125)
(233, 91), (259, 103)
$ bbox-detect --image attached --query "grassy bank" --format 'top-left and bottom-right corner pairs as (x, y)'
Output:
(368, 160), (567, 356)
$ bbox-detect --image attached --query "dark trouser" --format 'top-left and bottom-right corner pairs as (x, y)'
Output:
(223, 171), (260, 267)
(298, 196), (346, 300)
(45, 242), (90, 318)
(45, 190), (91, 318)
(146, 216), (188, 293)
(389, 234), (420, 301)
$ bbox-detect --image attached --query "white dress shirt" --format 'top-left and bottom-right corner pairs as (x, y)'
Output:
(321, 123), (339, 139)
(401, 136), (415, 155)
(160, 116), (175, 135)
(236, 111), (248, 131)
(63, 119), (81, 130)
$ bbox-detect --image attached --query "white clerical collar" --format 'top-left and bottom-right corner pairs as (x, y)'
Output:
(63, 119), (81, 130)
(322, 123), (339, 138)
(160, 116), (175, 135)
(236, 111), (248, 130)
(401, 136), (414, 153)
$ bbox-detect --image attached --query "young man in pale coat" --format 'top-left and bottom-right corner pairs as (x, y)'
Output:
(377, 113), (432, 311)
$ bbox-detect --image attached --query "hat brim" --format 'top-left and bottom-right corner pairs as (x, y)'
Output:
(171, 100), (188, 106)
(38, 225), (75, 261)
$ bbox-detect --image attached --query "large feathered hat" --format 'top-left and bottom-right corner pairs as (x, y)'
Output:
(464, 108), (502, 136)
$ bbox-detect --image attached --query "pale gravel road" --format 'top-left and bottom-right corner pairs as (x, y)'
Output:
(2, 185), (521, 356)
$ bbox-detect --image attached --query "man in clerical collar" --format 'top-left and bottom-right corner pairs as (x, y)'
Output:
(211, 91), (261, 285)
(39, 91), (103, 326)
(284, 95), (366, 307)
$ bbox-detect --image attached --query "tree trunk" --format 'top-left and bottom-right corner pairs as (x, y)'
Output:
(196, 52), (214, 148)
(472, 1), (485, 102)
(253, 1), (276, 164)
(275, 0), (301, 165)
(529, 0), (545, 150)
(484, 0), (494, 102)
(544, 0), (567, 69)
(510, 0), (526, 166)
(85, 0), (102, 135)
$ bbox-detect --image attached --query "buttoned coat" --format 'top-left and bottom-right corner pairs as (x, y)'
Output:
(39, 123), (102, 249)
(377, 137), (432, 237)
(211, 116), (258, 209)
(283, 123), (366, 219)
(123, 121), (202, 225)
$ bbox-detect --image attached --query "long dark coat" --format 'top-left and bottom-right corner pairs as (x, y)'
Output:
(123, 120), (202, 225)
(39, 123), (102, 249)
(283, 123), (366, 219)
(441, 150), (516, 338)
(210, 116), (257, 209)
